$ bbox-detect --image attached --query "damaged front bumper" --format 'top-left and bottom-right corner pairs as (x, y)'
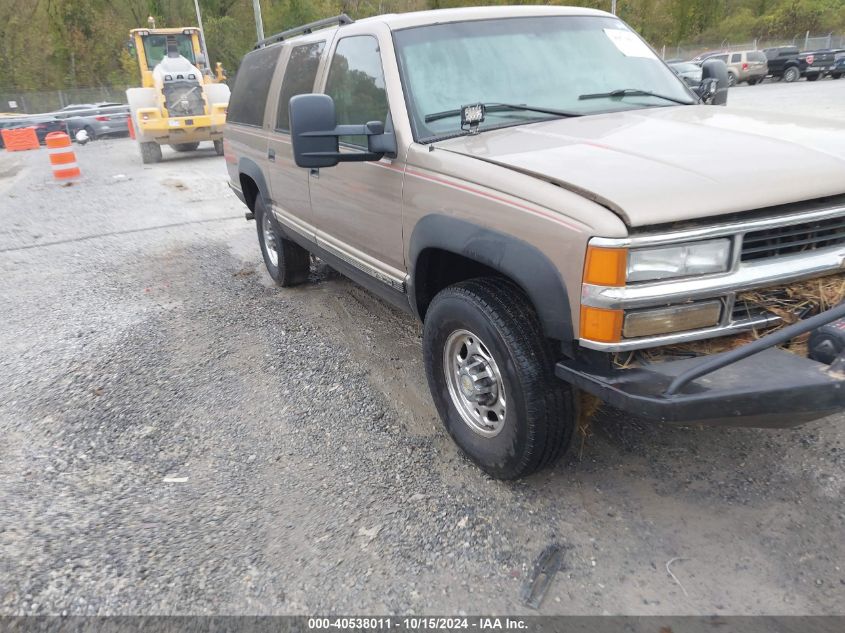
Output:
(558, 302), (845, 427)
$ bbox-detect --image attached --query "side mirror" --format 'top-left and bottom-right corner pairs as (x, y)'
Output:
(289, 93), (396, 169)
(698, 59), (729, 105)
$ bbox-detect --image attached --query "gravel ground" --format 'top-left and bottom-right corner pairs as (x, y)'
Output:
(1, 80), (844, 616)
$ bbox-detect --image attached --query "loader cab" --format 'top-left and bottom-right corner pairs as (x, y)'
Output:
(130, 28), (204, 88)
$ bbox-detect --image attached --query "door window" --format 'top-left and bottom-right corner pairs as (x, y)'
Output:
(324, 36), (388, 147)
(228, 45), (283, 127)
(276, 41), (325, 132)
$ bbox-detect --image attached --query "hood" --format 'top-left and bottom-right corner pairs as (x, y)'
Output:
(435, 106), (845, 227)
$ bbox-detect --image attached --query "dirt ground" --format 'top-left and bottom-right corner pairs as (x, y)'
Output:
(0, 79), (843, 616)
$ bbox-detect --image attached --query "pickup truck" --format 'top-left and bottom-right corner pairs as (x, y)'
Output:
(763, 45), (807, 82)
(225, 6), (845, 479)
(801, 49), (842, 80)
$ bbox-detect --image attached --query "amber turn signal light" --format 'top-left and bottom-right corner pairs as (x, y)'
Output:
(580, 306), (623, 343)
(583, 246), (627, 287)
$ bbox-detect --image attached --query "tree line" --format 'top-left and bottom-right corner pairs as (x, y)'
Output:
(1, 0), (843, 93)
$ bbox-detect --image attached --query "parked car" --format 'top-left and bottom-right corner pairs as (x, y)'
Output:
(724, 49), (768, 85)
(832, 53), (845, 79)
(56, 102), (130, 140)
(763, 45), (807, 82)
(0, 114), (68, 144)
(226, 6), (845, 479)
(801, 49), (842, 81)
(690, 50), (724, 63)
(668, 61), (702, 87)
(694, 51), (767, 86)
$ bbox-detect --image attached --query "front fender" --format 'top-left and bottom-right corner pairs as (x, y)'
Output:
(409, 214), (573, 343)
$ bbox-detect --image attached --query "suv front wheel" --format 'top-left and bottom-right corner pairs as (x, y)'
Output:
(254, 197), (310, 287)
(423, 278), (574, 479)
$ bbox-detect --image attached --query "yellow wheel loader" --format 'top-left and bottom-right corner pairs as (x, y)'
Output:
(126, 26), (229, 164)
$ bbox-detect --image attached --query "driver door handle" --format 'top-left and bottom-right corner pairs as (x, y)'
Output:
(268, 148), (275, 162)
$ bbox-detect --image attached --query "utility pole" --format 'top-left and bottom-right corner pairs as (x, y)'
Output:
(192, 0), (211, 71)
(611, 0), (617, 14)
(253, 0), (265, 42)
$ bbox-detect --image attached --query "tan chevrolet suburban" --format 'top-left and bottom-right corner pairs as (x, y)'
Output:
(225, 6), (845, 479)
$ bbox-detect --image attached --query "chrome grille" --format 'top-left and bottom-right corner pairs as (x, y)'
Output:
(741, 215), (845, 261)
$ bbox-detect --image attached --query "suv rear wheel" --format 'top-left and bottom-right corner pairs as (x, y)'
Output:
(254, 197), (310, 287)
(423, 278), (574, 479)
(727, 72), (737, 87)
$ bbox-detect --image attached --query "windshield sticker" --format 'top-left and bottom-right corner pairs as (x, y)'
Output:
(604, 28), (657, 59)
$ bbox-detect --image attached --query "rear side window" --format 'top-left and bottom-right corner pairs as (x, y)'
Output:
(227, 45), (282, 127)
(324, 36), (389, 147)
(731, 53), (741, 63)
(276, 41), (325, 131)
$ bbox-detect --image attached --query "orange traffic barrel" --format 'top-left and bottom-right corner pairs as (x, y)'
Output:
(45, 131), (81, 180)
(127, 116), (135, 140)
(1, 127), (39, 151)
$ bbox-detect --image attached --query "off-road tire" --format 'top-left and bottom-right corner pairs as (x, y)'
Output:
(783, 67), (800, 82)
(173, 142), (200, 152)
(254, 197), (310, 287)
(423, 278), (574, 479)
(140, 141), (162, 164)
(214, 140), (224, 156)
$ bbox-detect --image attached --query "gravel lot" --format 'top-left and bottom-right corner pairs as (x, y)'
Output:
(1, 79), (844, 616)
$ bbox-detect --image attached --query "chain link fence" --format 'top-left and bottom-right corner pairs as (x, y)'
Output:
(661, 32), (845, 61)
(0, 86), (130, 115)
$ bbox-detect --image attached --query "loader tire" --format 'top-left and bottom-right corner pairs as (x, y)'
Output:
(214, 140), (224, 156)
(140, 142), (162, 164)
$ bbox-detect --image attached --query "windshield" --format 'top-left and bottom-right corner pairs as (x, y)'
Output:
(141, 34), (196, 68)
(393, 16), (695, 141)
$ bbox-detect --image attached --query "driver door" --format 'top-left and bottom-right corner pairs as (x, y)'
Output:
(308, 33), (406, 288)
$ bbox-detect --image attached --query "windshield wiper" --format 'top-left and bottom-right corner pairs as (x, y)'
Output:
(424, 103), (581, 123)
(578, 89), (693, 105)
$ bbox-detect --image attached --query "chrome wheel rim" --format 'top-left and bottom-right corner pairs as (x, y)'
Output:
(443, 329), (507, 437)
(262, 211), (279, 268)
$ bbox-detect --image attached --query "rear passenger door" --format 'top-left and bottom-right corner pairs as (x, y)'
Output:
(308, 33), (406, 287)
(267, 40), (326, 236)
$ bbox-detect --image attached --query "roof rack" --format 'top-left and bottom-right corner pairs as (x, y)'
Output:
(254, 14), (354, 49)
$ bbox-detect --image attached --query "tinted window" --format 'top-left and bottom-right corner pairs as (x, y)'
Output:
(276, 41), (325, 131)
(228, 45), (282, 127)
(730, 53), (741, 63)
(324, 36), (388, 147)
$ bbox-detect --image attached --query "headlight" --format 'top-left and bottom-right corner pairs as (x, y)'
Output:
(627, 238), (731, 283)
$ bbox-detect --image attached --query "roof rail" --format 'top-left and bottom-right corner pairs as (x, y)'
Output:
(254, 14), (354, 49)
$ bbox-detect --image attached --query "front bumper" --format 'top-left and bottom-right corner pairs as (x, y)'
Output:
(137, 113), (226, 142)
(557, 348), (845, 427)
(558, 302), (845, 427)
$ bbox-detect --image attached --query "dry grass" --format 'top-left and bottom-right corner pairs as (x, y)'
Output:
(614, 273), (845, 367)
